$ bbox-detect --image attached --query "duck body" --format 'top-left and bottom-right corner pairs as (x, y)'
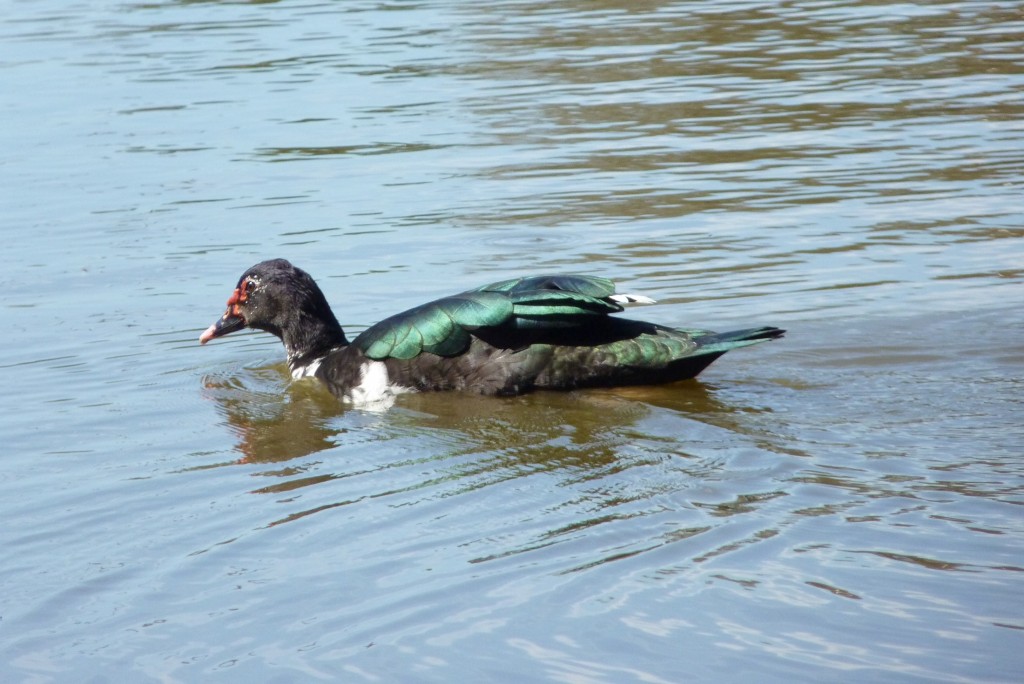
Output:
(200, 259), (784, 404)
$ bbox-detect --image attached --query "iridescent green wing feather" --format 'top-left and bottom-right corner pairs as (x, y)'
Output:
(476, 274), (614, 296)
(355, 292), (512, 360)
(480, 274), (623, 328)
(354, 274), (629, 360)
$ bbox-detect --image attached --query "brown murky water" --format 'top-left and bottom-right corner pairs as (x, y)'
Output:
(2, 1), (1022, 681)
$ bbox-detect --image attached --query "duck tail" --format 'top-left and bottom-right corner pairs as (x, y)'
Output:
(692, 326), (786, 355)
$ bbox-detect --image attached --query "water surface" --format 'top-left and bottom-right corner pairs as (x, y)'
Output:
(1, 1), (1022, 682)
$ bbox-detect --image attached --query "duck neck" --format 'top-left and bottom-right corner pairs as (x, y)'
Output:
(281, 311), (349, 376)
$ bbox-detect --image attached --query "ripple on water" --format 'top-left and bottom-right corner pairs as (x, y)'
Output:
(2, 0), (1023, 682)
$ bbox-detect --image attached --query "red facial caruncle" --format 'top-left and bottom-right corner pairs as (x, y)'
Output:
(198, 277), (254, 344)
(226, 279), (252, 317)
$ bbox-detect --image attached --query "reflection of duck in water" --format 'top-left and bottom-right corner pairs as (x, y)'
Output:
(200, 259), (783, 407)
(201, 365), (345, 464)
(201, 370), (749, 468)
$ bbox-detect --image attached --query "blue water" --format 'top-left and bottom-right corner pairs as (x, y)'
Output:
(2, 1), (1022, 682)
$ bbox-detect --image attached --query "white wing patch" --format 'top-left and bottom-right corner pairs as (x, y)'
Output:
(344, 361), (413, 408)
(609, 293), (657, 305)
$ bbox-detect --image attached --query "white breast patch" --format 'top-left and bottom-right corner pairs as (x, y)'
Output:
(344, 361), (413, 407)
(291, 358), (322, 379)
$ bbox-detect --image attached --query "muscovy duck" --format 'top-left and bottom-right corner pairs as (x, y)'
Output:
(199, 259), (783, 403)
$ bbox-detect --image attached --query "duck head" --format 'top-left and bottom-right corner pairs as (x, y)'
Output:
(200, 259), (348, 366)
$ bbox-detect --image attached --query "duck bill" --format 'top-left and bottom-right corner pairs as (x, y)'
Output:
(199, 311), (246, 344)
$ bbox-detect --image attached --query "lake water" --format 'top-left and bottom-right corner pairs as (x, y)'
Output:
(2, 1), (1022, 682)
